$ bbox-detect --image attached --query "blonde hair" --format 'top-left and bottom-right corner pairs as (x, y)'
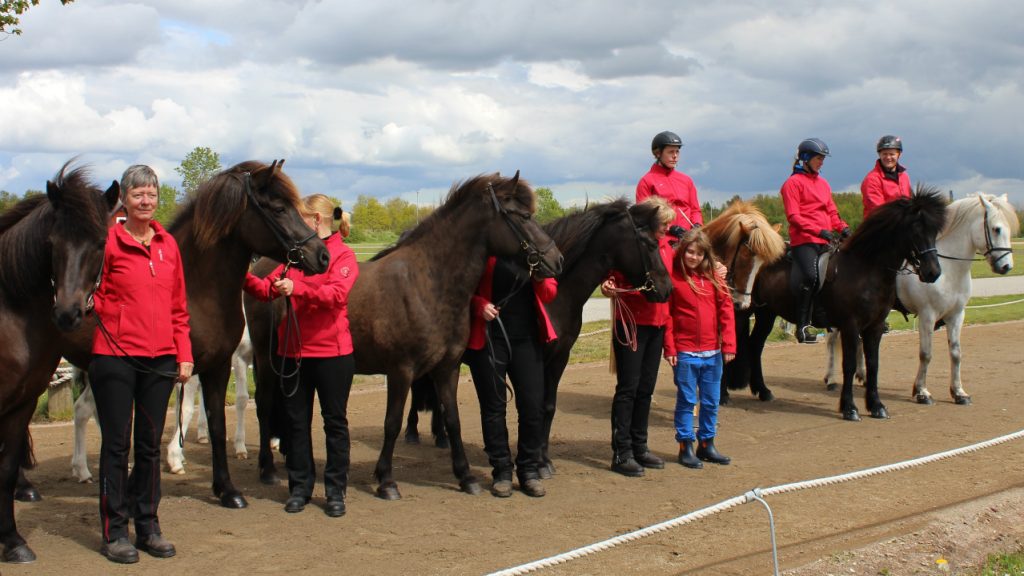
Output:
(338, 210), (351, 239)
(674, 229), (727, 295)
(640, 195), (674, 227)
(302, 194), (345, 235)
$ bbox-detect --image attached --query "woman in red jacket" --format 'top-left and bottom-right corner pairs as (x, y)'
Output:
(663, 230), (736, 468)
(780, 138), (850, 343)
(861, 135), (911, 219)
(89, 165), (192, 564)
(637, 130), (703, 235)
(244, 194), (358, 518)
(464, 256), (557, 498)
(600, 196), (674, 477)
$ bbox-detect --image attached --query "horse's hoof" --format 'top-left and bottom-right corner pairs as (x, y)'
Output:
(236, 452), (249, 460)
(460, 477), (482, 496)
(404, 433), (421, 445)
(954, 395), (972, 406)
(14, 487), (42, 503)
(219, 493), (248, 509)
(3, 544), (36, 564)
(842, 409), (861, 422)
(758, 390), (775, 402)
(915, 394), (934, 405)
(376, 483), (402, 501)
(826, 382), (839, 392)
(434, 436), (450, 450)
(871, 406), (890, 419)
(197, 437), (209, 445)
(720, 394), (731, 406)
(259, 472), (280, 486)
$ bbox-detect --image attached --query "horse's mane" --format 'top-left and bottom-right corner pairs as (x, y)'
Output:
(942, 192), (1021, 239)
(371, 173), (534, 261)
(542, 199), (630, 270)
(0, 163), (107, 299)
(170, 160), (303, 251)
(703, 200), (787, 264)
(845, 184), (947, 257)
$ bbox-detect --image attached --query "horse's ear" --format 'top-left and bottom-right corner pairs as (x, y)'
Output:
(510, 170), (520, 188)
(772, 223), (782, 233)
(251, 163), (274, 190)
(46, 179), (62, 208)
(104, 180), (120, 211)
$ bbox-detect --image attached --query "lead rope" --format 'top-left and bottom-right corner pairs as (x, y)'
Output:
(266, 262), (303, 398)
(483, 272), (530, 403)
(604, 286), (643, 352)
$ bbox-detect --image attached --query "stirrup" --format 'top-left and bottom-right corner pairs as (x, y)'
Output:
(796, 325), (818, 344)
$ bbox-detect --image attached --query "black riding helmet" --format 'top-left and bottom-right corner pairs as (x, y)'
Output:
(651, 131), (683, 152)
(797, 138), (830, 162)
(876, 134), (903, 152)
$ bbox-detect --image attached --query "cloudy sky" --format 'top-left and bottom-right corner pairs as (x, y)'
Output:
(2, 1), (1022, 210)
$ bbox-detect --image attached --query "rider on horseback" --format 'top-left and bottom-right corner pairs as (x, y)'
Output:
(780, 138), (850, 344)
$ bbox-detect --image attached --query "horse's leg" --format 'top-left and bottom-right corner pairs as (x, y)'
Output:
(855, 333), (866, 385)
(71, 378), (96, 482)
(13, 464), (39, 503)
(252, 352), (282, 485)
(430, 395), (449, 449)
(860, 326), (888, 419)
(1, 405), (39, 563)
(196, 381), (209, 444)
(747, 310), (775, 401)
(946, 311), (970, 405)
(540, 353), (570, 475)
(838, 327), (862, 421)
(167, 379), (195, 475)
(404, 405), (421, 444)
(433, 364), (480, 495)
(912, 309), (937, 404)
(232, 349), (250, 457)
(823, 330), (840, 391)
(374, 369), (415, 500)
(200, 364), (247, 508)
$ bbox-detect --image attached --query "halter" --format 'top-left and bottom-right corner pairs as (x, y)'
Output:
(623, 208), (659, 294)
(936, 197), (1013, 266)
(487, 183), (560, 277)
(724, 239), (753, 297)
(242, 172), (317, 268)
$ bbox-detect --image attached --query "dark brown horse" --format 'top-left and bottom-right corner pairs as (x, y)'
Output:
(732, 190), (946, 420)
(53, 160), (329, 512)
(0, 163), (119, 563)
(246, 172), (563, 500)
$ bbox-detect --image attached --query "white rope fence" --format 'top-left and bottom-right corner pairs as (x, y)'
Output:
(965, 297), (1024, 309)
(488, 427), (1024, 576)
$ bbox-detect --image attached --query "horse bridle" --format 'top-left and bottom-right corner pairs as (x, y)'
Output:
(937, 200), (1012, 265)
(725, 239), (753, 298)
(487, 183), (559, 277)
(242, 172), (318, 268)
(624, 208), (659, 294)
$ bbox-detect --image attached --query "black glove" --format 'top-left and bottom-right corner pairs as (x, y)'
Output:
(818, 229), (837, 242)
(840, 227), (852, 239)
(667, 225), (687, 239)
(692, 222), (701, 229)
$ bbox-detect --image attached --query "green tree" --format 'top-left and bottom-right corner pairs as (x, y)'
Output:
(351, 195), (389, 235)
(153, 184), (180, 225)
(385, 197), (418, 234)
(174, 146), (221, 200)
(534, 187), (564, 224)
(1, 0), (74, 35)
(0, 190), (19, 212)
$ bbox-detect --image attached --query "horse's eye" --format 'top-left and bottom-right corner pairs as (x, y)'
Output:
(993, 226), (1002, 235)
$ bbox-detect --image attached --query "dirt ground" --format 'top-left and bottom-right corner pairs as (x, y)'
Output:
(10, 321), (1024, 575)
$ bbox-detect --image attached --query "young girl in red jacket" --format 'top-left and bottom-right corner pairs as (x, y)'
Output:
(663, 230), (736, 469)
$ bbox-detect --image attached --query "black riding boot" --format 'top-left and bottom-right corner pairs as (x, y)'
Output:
(795, 286), (817, 344)
(696, 438), (731, 465)
(677, 441), (702, 469)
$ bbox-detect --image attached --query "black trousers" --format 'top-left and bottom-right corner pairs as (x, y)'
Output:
(610, 325), (665, 458)
(280, 355), (354, 499)
(790, 243), (825, 293)
(464, 336), (545, 482)
(89, 354), (176, 542)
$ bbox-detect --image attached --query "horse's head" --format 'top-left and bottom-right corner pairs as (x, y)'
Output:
(622, 201), (671, 302)
(191, 160), (329, 274)
(703, 201), (786, 309)
(484, 171), (563, 278)
(975, 193), (1018, 275)
(46, 163), (120, 332)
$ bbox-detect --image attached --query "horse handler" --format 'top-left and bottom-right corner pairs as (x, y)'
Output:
(244, 194), (358, 517)
(89, 165), (192, 564)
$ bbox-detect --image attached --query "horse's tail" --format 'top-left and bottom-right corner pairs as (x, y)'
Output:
(410, 376), (437, 414)
(22, 430), (37, 470)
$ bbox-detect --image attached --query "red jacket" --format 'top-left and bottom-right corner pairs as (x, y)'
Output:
(91, 221), (192, 362)
(861, 161), (911, 218)
(610, 236), (674, 327)
(244, 233), (358, 358)
(663, 265), (736, 357)
(467, 256), (558, 350)
(636, 163), (703, 230)
(780, 169), (848, 247)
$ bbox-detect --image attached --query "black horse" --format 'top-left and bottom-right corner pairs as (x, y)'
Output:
(246, 172), (563, 500)
(729, 189), (946, 420)
(0, 163), (118, 563)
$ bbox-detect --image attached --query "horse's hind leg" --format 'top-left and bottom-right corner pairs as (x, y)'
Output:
(167, 378), (198, 474)
(71, 375), (96, 483)
(946, 312), (970, 405)
(1, 405), (39, 563)
(838, 327), (862, 421)
(432, 364), (480, 495)
(13, 464), (39, 503)
(232, 348), (250, 457)
(747, 309), (775, 401)
(200, 365), (248, 509)
(823, 330), (840, 391)
(375, 370), (415, 500)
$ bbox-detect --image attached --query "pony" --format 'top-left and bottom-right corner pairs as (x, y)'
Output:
(246, 172), (563, 500)
(733, 189), (946, 420)
(48, 160), (329, 513)
(67, 332), (254, 482)
(0, 162), (119, 563)
(822, 192), (1018, 404)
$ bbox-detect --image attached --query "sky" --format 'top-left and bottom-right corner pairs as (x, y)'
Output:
(2, 1), (1022, 210)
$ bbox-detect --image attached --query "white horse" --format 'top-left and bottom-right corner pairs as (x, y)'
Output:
(70, 332), (254, 482)
(824, 193), (1018, 403)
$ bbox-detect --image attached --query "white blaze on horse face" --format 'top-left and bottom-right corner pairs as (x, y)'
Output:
(980, 195), (1014, 274)
(736, 256), (762, 310)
